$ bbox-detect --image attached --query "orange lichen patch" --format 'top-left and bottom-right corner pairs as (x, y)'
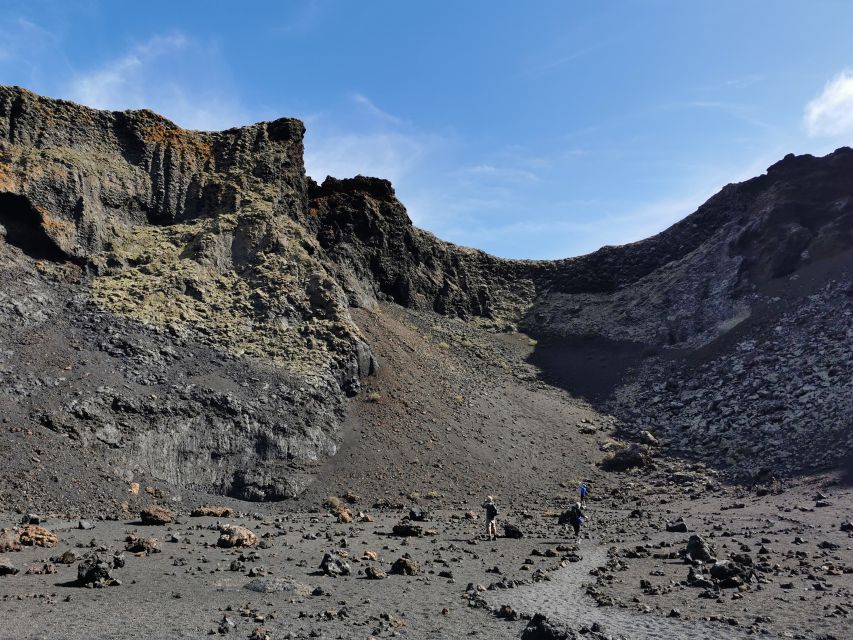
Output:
(142, 123), (213, 163)
(0, 161), (18, 191)
(37, 209), (76, 243)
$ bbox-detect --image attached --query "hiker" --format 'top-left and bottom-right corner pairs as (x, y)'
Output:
(578, 482), (589, 507)
(567, 501), (584, 540)
(482, 495), (498, 541)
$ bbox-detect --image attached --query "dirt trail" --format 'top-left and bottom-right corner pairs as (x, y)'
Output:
(488, 544), (752, 640)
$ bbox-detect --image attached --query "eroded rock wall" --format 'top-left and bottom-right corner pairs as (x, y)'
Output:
(0, 86), (851, 496)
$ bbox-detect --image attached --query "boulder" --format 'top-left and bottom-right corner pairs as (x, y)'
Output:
(503, 523), (523, 539)
(600, 443), (651, 471)
(392, 523), (423, 537)
(52, 550), (80, 564)
(319, 552), (351, 577)
(364, 565), (386, 580)
(25, 562), (57, 575)
(521, 613), (574, 640)
(217, 524), (257, 548)
(140, 506), (176, 525)
(20, 514), (43, 525)
(685, 534), (716, 563)
(77, 553), (120, 587)
(496, 604), (519, 620)
(710, 559), (751, 589)
(336, 508), (353, 523)
(408, 507), (430, 522)
(666, 517), (688, 533)
(245, 577), (311, 596)
(18, 525), (58, 547)
(639, 430), (659, 446)
(190, 506), (234, 518)
(709, 561), (742, 580)
(686, 566), (713, 589)
(125, 534), (161, 554)
(390, 554), (419, 575)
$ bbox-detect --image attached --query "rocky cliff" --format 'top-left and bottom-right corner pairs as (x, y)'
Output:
(0, 86), (850, 501)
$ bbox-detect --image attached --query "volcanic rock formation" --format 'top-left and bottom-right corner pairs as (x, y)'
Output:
(0, 86), (850, 503)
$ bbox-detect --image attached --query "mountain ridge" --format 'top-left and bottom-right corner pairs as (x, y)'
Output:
(0, 86), (850, 505)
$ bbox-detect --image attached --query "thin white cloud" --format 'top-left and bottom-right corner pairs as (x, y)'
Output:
(0, 16), (63, 81)
(524, 40), (613, 77)
(805, 69), (853, 137)
(67, 33), (248, 131)
(304, 131), (439, 184)
(459, 164), (541, 184)
(351, 93), (403, 125)
(69, 34), (188, 110)
(659, 100), (776, 132)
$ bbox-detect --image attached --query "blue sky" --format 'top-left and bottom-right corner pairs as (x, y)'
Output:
(1, 0), (852, 259)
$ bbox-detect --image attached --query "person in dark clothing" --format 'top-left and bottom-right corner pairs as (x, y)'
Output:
(482, 496), (498, 541)
(567, 502), (584, 540)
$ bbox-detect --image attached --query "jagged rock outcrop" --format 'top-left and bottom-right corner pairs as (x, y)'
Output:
(0, 86), (305, 258)
(307, 175), (538, 324)
(0, 86), (369, 501)
(526, 150), (853, 348)
(0, 86), (850, 502)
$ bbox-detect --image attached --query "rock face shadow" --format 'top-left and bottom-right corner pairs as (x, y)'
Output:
(526, 334), (657, 404)
(0, 193), (71, 263)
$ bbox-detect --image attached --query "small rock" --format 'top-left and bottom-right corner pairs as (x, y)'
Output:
(0, 529), (20, 552)
(666, 517), (688, 533)
(0, 557), (19, 576)
(392, 523), (423, 537)
(365, 565), (386, 580)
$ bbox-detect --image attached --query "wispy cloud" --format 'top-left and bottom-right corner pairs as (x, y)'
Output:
(0, 16), (65, 84)
(524, 40), (612, 77)
(457, 164), (541, 184)
(659, 100), (776, 132)
(273, 0), (326, 34)
(805, 68), (853, 137)
(304, 130), (441, 184)
(69, 34), (187, 109)
(695, 74), (766, 93)
(351, 93), (403, 125)
(67, 33), (248, 131)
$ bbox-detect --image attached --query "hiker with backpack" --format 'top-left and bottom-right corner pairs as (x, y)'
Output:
(482, 495), (498, 541)
(578, 482), (589, 507)
(565, 501), (584, 541)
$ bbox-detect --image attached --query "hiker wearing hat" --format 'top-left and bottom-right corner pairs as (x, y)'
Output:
(482, 496), (498, 541)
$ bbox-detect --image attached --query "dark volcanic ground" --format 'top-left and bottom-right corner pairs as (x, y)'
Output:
(0, 89), (851, 639)
(1, 303), (851, 640)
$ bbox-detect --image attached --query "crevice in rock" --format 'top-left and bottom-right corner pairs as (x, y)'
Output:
(0, 192), (73, 262)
